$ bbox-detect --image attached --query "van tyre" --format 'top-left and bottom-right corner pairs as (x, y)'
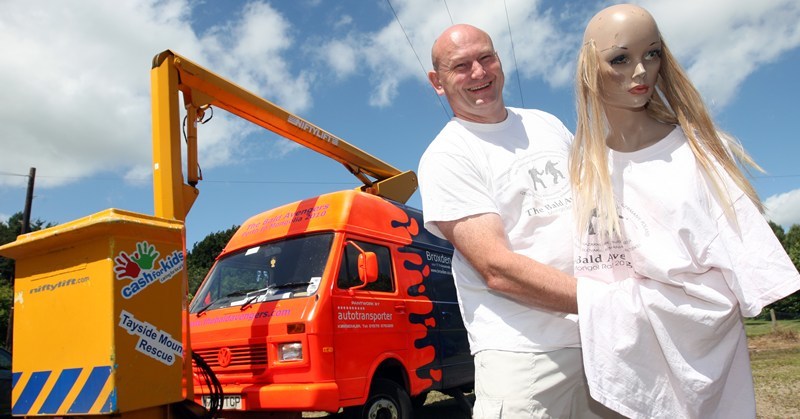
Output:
(345, 378), (413, 419)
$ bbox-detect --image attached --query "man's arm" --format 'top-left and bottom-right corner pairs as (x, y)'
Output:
(436, 212), (578, 313)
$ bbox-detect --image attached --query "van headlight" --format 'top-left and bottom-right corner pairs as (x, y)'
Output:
(278, 342), (303, 361)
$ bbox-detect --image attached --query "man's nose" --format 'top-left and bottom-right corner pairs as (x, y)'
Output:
(471, 61), (487, 78)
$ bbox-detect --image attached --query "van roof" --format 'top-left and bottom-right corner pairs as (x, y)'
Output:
(221, 189), (451, 257)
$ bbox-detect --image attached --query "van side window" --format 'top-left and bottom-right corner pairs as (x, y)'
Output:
(337, 241), (394, 292)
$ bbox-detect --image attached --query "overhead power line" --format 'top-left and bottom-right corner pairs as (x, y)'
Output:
(386, 0), (451, 121)
(442, 0), (454, 24)
(503, 0), (526, 107)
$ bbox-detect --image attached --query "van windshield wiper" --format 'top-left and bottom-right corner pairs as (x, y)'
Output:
(240, 282), (311, 311)
(194, 301), (215, 318)
(195, 289), (259, 317)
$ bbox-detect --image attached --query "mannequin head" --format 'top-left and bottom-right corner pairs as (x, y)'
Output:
(583, 4), (662, 111)
(428, 24), (507, 123)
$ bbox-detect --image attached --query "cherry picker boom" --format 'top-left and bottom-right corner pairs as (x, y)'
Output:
(149, 49), (418, 222)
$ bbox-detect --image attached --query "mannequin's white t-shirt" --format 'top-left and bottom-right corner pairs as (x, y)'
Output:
(576, 127), (800, 419)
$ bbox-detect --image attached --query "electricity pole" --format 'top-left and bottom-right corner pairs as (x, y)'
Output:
(6, 167), (36, 348)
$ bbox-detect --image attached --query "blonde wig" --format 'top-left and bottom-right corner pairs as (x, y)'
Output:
(570, 38), (764, 237)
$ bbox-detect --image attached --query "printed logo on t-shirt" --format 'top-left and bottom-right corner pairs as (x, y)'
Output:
(514, 151), (572, 217)
(575, 204), (649, 276)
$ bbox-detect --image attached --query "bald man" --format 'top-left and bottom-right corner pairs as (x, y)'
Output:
(418, 24), (619, 418)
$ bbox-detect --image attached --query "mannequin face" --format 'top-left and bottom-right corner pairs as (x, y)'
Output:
(585, 5), (662, 111)
(428, 25), (506, 123)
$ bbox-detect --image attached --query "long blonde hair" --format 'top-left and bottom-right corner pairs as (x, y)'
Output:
(570, 39), (764, 237)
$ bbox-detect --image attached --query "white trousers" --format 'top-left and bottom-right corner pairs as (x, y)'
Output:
(472, 348), (623, 419)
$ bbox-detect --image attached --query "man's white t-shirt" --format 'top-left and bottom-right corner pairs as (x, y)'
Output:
(418, 107), (580, 354)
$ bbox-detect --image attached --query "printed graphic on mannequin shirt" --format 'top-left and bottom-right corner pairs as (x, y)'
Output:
(575, 205), (649, 277)
(114, 241), (184, 299)
(513, 151), (572, 217)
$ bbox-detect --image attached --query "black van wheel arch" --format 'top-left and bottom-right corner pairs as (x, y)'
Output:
(411, 391), (428, 410)
(343, 377), (413, 419)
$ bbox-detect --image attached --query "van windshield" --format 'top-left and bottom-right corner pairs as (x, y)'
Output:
(190, 233), (334, 315)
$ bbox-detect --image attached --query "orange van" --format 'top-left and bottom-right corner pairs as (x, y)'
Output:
(189, 189), (473, 418)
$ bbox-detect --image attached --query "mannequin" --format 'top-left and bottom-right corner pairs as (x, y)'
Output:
(570, 4), (800, 419)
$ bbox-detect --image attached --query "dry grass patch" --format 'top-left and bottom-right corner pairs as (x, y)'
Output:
(748, 321), (800, 419)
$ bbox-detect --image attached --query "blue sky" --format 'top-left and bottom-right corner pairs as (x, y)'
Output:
(1, 0), (799, 248)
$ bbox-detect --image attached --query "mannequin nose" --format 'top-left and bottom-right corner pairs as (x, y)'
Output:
(633, 62), (647, 80)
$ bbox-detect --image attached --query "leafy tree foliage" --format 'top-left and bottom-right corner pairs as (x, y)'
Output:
(1, 213), (54, 282)
(0, 212), (55, 347)
(768, 221), (786, 247)
(763, 223), (800, 319)
(186, 225), (239, 299)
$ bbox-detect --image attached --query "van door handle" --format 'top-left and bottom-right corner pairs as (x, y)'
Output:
(394, 303), (406, 313)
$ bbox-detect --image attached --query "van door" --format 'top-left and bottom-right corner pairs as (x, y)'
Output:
(331, 239), (407, 402)
(427, 264), (473, 390)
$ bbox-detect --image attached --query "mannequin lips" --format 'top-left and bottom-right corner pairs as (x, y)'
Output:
(629, 85), (650, 94)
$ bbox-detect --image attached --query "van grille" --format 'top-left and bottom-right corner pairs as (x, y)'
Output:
(193, 344), (268, 369)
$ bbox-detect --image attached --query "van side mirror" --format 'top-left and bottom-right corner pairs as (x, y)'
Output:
(345, 241), (379, 290)
(357, 251), (378, 284)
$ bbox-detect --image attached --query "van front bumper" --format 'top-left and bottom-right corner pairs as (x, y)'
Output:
(196, 382), (341, 413)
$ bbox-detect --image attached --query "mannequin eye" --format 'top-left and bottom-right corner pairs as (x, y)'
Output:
(645, 49), (663, 60)
(609, 55), (629, 65)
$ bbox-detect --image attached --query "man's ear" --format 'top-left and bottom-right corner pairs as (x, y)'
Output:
(428, 70), (445, 95)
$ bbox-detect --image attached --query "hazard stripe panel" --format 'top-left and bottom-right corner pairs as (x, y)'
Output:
(12, 366), (115, 415)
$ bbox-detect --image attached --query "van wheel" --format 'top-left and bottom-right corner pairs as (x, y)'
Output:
(344, 378), (413, 419)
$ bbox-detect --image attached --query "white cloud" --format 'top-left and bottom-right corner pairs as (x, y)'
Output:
(764, 189), (800, 229)
(0, 0), (312, 189)
(638, 0), (800, 108)
(323, 40), (358, 78)
(334, 15), (354, 29)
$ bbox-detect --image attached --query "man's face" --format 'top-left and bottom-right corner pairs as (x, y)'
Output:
(591, 12), (662, 111)
(429, 28), (506, 123)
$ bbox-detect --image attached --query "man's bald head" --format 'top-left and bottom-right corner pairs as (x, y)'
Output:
(431, 24), (494, 71)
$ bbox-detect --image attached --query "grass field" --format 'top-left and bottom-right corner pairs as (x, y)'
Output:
(747, 319), (800, 419)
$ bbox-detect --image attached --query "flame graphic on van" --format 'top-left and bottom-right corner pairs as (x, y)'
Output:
(391, 214), (441, 388)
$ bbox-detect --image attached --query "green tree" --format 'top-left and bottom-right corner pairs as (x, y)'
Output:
(768, 220), (786, 247)
(0, 212), (55, 346)
(186, 225), (239, 299)
(763, 223), (800, 319)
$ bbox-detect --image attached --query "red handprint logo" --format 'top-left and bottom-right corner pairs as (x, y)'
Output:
(114, 252), (141, 280)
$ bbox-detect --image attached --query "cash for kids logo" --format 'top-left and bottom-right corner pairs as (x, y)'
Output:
(114, 241), (184, 299)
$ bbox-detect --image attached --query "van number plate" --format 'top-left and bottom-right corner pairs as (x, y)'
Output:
(202, 395), (242, 410)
